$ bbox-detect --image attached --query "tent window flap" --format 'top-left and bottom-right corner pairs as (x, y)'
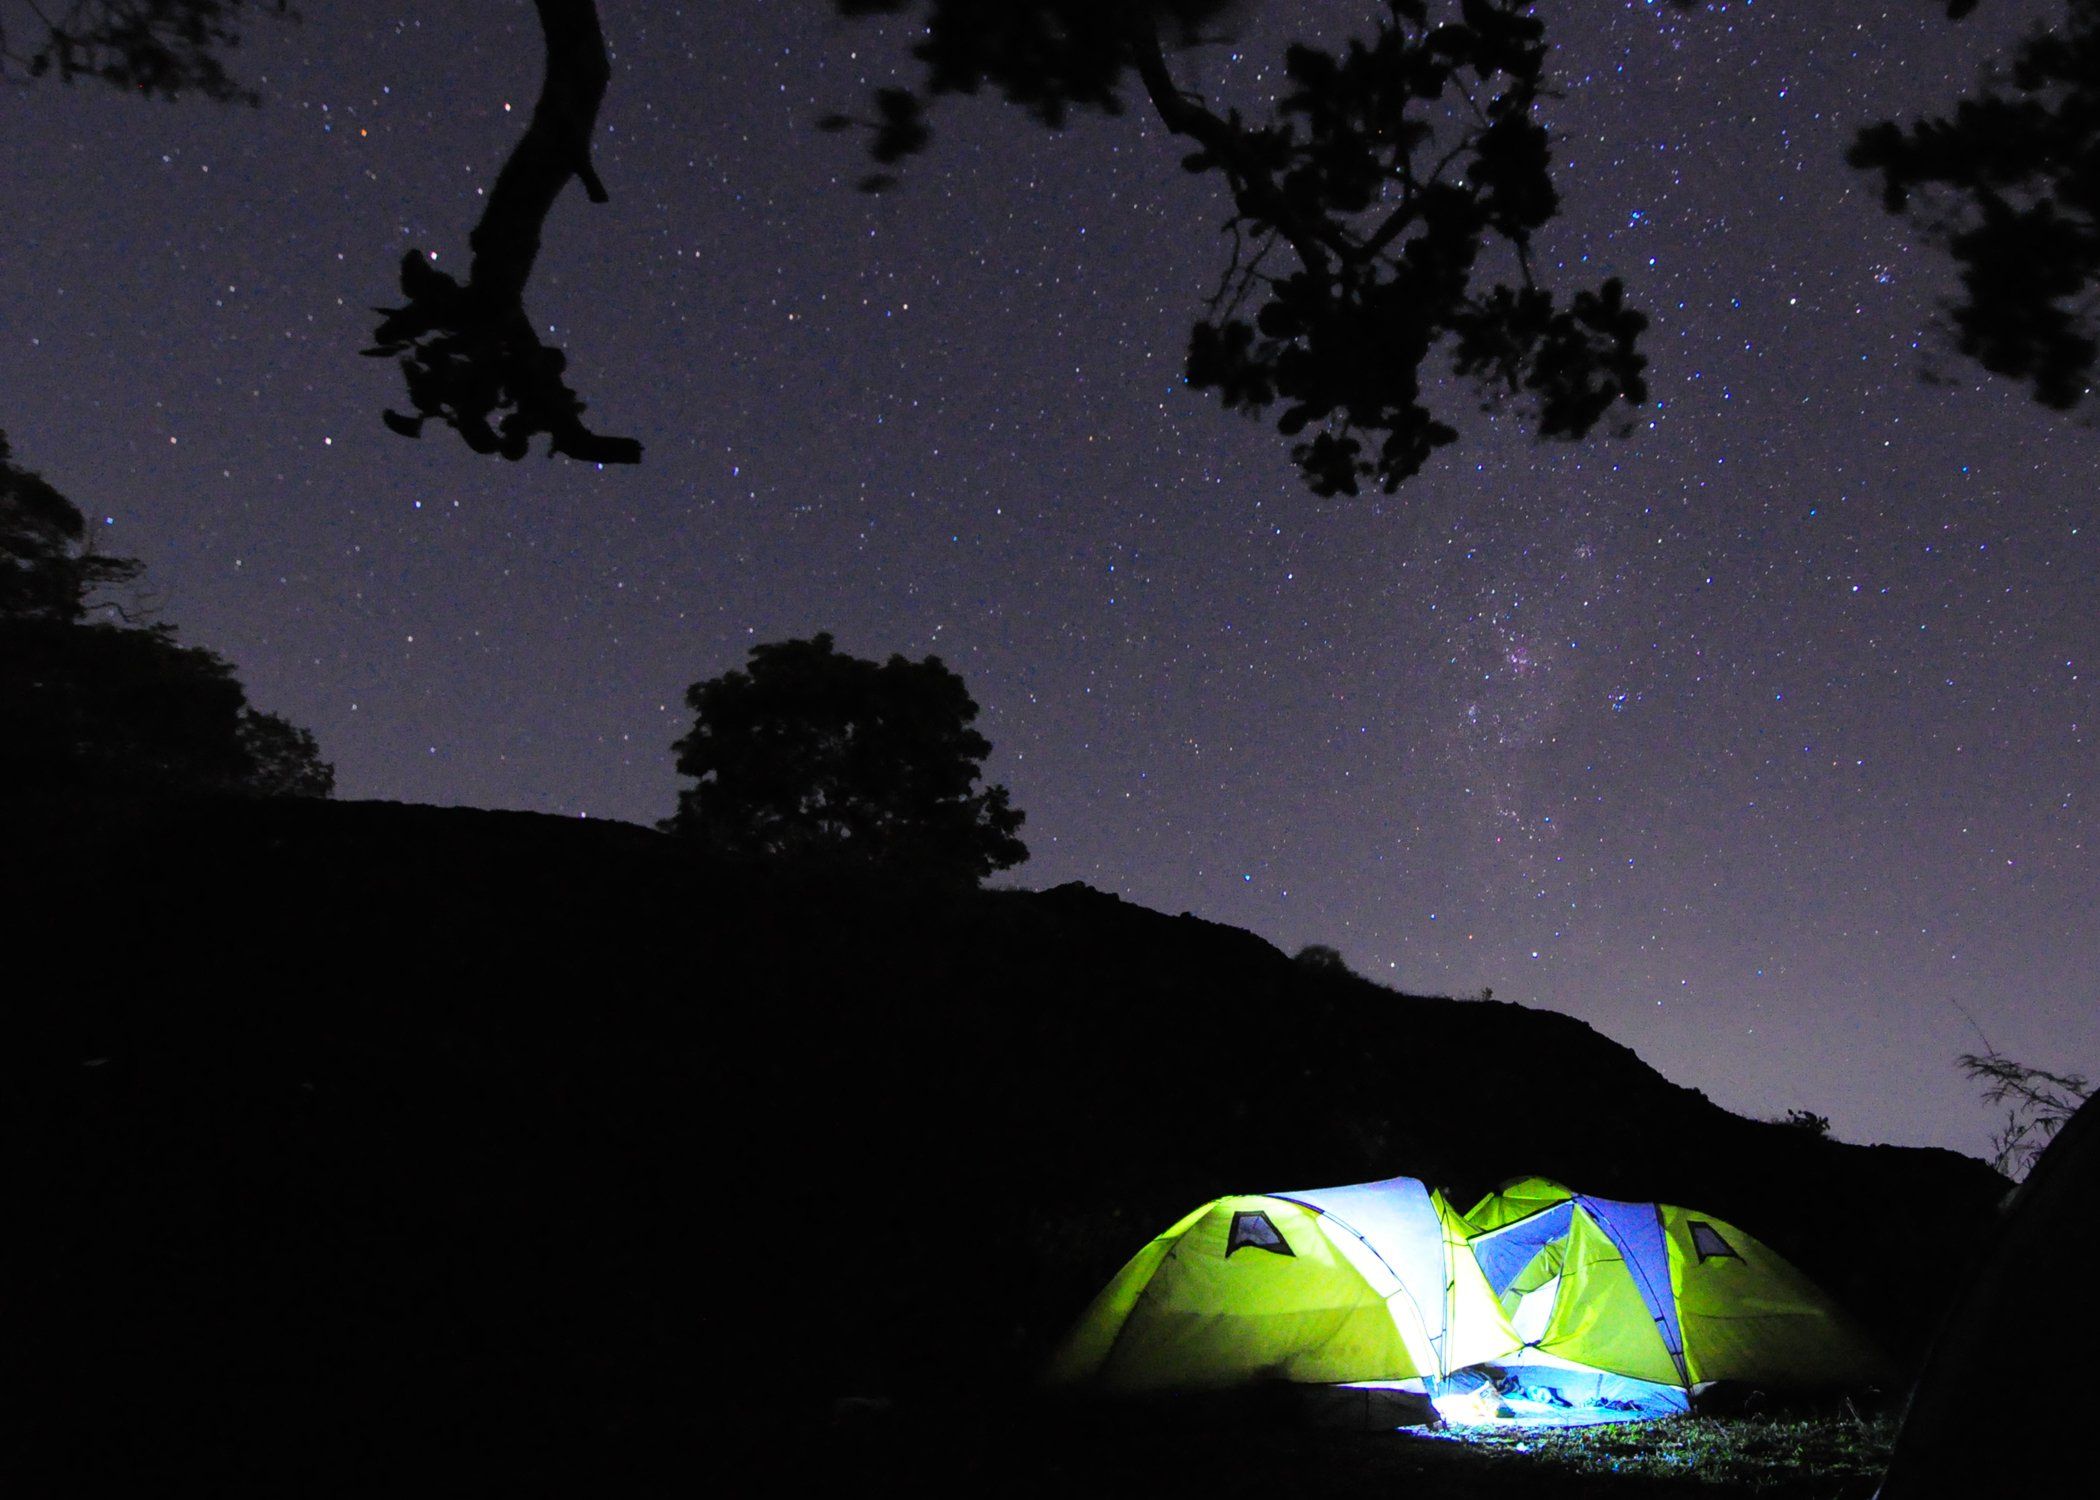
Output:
(1688, 1220), (1740, 1262)
(1227, 1210), (1294, 1257)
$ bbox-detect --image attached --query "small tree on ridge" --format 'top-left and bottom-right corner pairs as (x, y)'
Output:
(663, 633), (1028, 884)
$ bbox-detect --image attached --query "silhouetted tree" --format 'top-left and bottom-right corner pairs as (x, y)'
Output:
(0, 434), (334, 802)
(236, 710), (338, 799)
(1293, 943), (1351, 975)
(0, 434), (143, 623)
(1779, 1108), (1833, 1139)
(1852, 0), (2100, 415)
(664, 633), (1027, 883)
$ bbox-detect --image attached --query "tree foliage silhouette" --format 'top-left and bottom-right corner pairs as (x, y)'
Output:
(1852, 0), (2100, 414)
(12, 2), (2095, 483)
(0, 434), (334, 802)
(0, 0), (288, 102)
(664, 633), (1027, 884)
(827, 0), (1650, 496)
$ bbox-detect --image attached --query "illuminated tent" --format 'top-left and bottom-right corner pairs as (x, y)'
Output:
(1044, 1176), (1519, 1393)
(1462, 1177), (1894, 1408)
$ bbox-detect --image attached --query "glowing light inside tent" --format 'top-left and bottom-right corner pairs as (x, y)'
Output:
(1431, 1384), (1511, 1426)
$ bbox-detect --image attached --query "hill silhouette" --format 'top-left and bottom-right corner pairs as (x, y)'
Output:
(1, 797), (2004, 1487)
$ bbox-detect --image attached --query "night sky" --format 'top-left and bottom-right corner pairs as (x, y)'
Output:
(3, 1), (2093, 1156)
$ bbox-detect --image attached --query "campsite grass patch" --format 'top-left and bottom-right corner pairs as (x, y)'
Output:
(1432, 1411), (1897, 1496)
(793, 1401), (1897, 1498)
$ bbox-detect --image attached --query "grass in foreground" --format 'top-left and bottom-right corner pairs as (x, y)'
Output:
(1413, 1411), (1897, 1497)
(788, 1400), (1898, 1498)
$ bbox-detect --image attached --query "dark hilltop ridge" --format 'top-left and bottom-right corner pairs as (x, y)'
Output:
(3, 797), (2003, 1485)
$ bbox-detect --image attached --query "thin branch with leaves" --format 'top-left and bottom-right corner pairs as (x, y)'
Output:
(830, 0), (1650, 497)
(1958, 1049), (2093, 1177)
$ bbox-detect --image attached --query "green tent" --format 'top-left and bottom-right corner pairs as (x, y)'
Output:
(1463, 1177), (1894, 1398)
(1046, 1176), (1517, 1393)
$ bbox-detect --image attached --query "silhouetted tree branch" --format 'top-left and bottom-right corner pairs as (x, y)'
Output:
(4, 1), (636, 464)
(1960, 1049), (2093, 1177)
(0, 0), (289, 102)
(828, 1), (1648, 496)
(363, 0), (640, 464)
(12, 3), (2094, 479)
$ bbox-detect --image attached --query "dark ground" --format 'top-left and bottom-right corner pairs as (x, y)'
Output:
(0, 796), (1995, 1488)
(710, 1397), (1896, 1500)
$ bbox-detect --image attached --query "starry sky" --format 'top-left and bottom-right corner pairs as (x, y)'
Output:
(3, 0), (2093, 1156)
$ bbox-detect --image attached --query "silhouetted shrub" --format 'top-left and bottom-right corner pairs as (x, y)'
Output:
(663, 632), (1026, 884)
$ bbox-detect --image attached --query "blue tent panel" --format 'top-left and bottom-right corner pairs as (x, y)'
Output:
(1471, 1200), (1576, 1298)
(1575, 1195), (1685, 1374)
